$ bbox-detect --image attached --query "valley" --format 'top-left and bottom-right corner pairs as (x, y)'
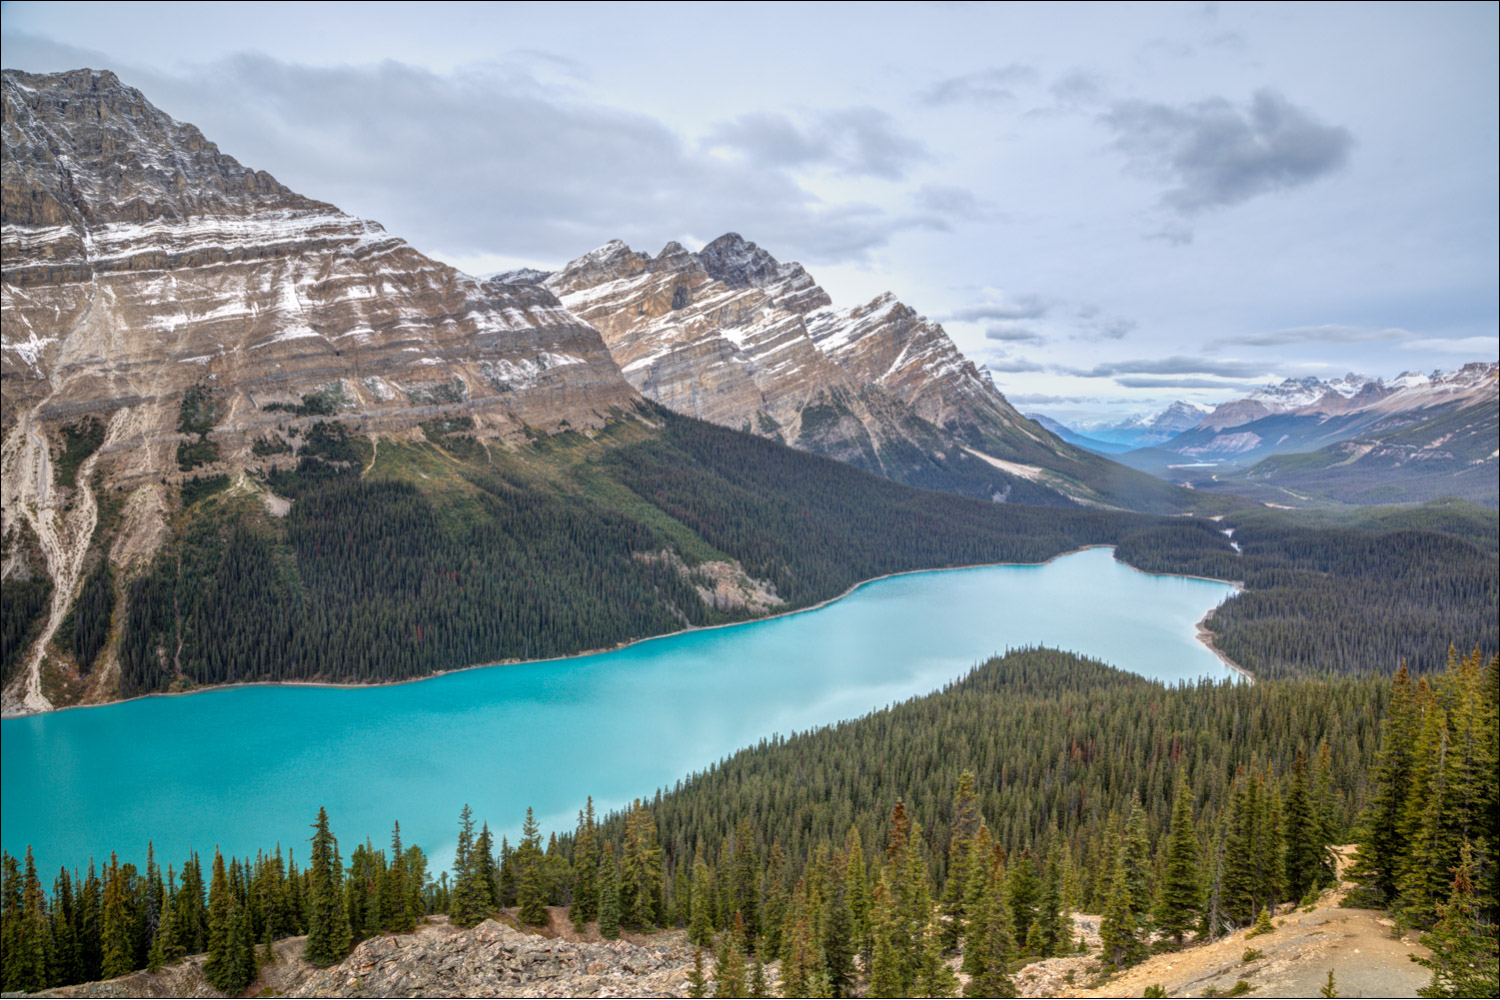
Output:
(2, 33), (1496, 1000)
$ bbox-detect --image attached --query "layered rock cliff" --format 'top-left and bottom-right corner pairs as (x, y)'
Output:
(544, 235), (1136, 506)
(0, 68), (640, 712)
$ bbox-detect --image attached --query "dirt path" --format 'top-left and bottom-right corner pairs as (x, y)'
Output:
(1063, 849), (1430, 999)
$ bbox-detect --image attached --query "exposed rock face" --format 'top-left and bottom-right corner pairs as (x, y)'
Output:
(1, 68), (640, 713)
(2, 68), (637, 458)
(546, 234), (1083, 500)
(288, 919), (696, 998)
(1172, 362), (1498, 462)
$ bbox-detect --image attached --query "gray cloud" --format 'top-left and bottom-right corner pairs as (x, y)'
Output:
(985, 323), (1045, 344)
(5, 39), (936, 266)
(1074, 315), (1137, 341)
(1067, 355), (1273, 378)
(984, 356), (1047, 372)
(708, 107), (928, 180)
(914, 184), (991, 221)
(1113, 376), (1269, 389)
(1004, 393), (1107, 405)
(1103, 88), (1353, 214)
(949, 294), (1051, 323)
(920, 65), (1037, 107)
(1049, 70), (1106, 107)
(1205, 324), (1413, 349)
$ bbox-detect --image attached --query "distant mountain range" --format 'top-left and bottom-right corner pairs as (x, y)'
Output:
(1036, 365), (1499, 506)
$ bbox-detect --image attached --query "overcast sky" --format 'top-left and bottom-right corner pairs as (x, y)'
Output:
(4, 1), (1496, 421)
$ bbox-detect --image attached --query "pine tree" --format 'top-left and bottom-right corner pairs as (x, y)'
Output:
(303, 807), (351, 966)
(1155, 772), (1203, 945)
(516, 808), (548, 926)
(689, 853), (716, 947)
(1349, 664), (1418, 904)
(474, 823), (500, 910)
(1121, 800), (1153, 940)
(98, 855), (134, 980)
(1099, 850), (1147, 969)
(572, 799), (601, 929)
(598, 845), (621, 940)
(711, 915), (748, 998)
(1412, 843), (1499, 999)
(822, 868), (855, 997)
(1284, 749), (1328, 903)
(749, 952), (768, 998)
(620, 800), (664, 930)
(963, 849), (1017, 998)
(448, 804), (488, 927)
(941, 770), (981, 950)
(687, 947), (709, 998)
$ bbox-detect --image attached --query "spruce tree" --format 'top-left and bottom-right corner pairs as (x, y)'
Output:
(1284, 749), (1328, 902)
(689, 854), (715, 947)
(99, 855), (133, 980)
(572, 799), (601, 929)
(516, 808), (549, 926)
(1413, 843), (1499, 999)
(1155, 773), (1203, 945)
(687, 947), (709, 998)
(448, 804), (488, 927)
(303, 807), (351, 966)
(598, 845), (621, 940)
(1099, 851), (1146, 969)
(620, 800), (663, 930)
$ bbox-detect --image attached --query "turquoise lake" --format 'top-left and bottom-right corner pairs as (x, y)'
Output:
(1, 547), (1236, 876)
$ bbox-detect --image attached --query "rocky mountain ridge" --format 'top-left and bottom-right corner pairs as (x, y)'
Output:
(544, 234), (1174, 509)
(1, 67), (642, 713)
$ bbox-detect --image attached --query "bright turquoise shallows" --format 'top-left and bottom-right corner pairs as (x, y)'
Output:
(2, 548), (1236, 875)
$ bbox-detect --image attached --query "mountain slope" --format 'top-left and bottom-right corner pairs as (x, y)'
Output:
(1211, 398), (1499, 507)
(545, 236), (1191, 512)
(0, 67), (649, 712)
(1161, 363), (1497, 465)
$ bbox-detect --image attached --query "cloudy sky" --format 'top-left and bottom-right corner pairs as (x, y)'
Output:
(4, 1), (1496, 422)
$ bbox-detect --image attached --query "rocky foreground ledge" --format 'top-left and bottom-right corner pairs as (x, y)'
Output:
(21, 913), (699, 999)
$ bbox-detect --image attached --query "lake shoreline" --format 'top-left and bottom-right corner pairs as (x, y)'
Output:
(2, 544), (1249, 720)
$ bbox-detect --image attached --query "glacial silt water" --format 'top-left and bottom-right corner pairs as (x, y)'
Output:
(1, 547), (1236, 873)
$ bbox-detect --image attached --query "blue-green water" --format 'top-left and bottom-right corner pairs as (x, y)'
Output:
(1, 547), (1235, 875)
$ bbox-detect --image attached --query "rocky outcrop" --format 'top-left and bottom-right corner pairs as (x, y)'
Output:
(290, 919), (696, 998)
(545, 234), (1099, 504)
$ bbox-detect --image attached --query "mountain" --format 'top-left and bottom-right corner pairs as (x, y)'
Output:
(3, 68), (1197, 716)
(1025, 413), (1135, 454)
(1073, 400), (1212, 449)
(1210, 397), (1499, 507)
(1160, 364), (1497, 465)
(545, 235), (1188, 511)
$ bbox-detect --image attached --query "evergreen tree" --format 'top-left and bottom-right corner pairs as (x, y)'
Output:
(303, 807), (351, 966)
(1099, 850), (1147, 969)
(99, 855), (134, 980)
(474, 823), (501, 910)
(711, 915), (748, 998)
(941, 770), (981, 950)
(448, 805), (488, 927)
(620, 800), (664, 930)
(1155, 773), (1203, 945)
(689, 853), (715, 947)
(1121, 800), (1153, 939)
(516, 808), (549, 926)
(687, 947), (708, 999)
(1413, 843), (1500, 999)
(1285, 749), (1329, 902)
(598, 845), (621, 940)
(962, 848), (1016, 998)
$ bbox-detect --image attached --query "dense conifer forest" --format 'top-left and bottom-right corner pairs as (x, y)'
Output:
(91, 407), (1498, 697)
(6, 648), (1494, 995)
